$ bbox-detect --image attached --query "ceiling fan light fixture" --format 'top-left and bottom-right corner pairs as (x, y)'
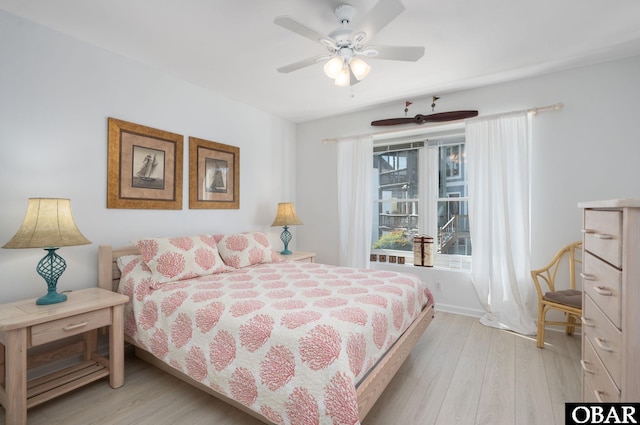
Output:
(349, 56), (371, 80)
(323, 56), (344, 79)
(334, 66), (351, 86)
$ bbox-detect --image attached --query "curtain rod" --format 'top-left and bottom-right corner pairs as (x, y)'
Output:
(321, 102), (564, 143)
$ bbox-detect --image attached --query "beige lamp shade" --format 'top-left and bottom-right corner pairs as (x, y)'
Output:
(271, 202), (303, 226)
(3, 198), (91, 249)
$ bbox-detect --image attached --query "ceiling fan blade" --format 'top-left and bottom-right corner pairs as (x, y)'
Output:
(365, 45), (425, 62)
(351, 0), (405, 46)
(371, 110), (479, 126)
(274, 16), (336, 49)
(277, 54), (331, 73)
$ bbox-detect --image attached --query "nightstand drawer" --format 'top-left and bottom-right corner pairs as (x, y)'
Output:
(583, 209), (622, 268)
(583, 295), (622, 388)
(31, 309), (111, 346)
(583, 251), (622, 328)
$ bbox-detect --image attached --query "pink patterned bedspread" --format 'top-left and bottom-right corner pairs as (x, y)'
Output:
(118, 260), (434, 425)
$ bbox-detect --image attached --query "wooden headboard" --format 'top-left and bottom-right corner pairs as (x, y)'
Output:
(98, 245), (140, 292)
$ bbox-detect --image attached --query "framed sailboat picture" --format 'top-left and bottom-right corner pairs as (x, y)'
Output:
(107, 118), (183, 209)
(189, 137), (240, 209)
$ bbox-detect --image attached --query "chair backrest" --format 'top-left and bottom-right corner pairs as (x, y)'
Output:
(532, 241), (583, 294)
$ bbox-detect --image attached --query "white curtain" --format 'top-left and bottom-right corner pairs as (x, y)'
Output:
(466, 112), (537, 335)
(337, 135), (373, 268)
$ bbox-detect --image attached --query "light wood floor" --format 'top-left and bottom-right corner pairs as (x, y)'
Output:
(2, 312), (582, 425)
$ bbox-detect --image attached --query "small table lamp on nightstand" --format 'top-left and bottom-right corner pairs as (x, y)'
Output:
(271, 202), (303, 255)
(2, 198), (91, 305)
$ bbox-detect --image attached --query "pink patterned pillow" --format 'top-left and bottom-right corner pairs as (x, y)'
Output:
(115, 254), (162, 291)
(217, 232), (283, 268)
(133, 235), (231, 284)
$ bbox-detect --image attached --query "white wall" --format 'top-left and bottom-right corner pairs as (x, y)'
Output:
(295, 55), (640, 316)
(3, 9), (639, 315)
(0, 12), (297, 303)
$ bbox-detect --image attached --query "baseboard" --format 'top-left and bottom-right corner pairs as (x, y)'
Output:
(434, 303), (484, 318)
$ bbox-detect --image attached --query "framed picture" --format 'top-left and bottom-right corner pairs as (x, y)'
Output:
(370, 254), (378, 262)
(107, 118), (183, 209)
(189, 137), (240, 209)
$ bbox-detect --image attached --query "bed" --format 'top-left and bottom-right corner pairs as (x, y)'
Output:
(97, 233), (435, 425)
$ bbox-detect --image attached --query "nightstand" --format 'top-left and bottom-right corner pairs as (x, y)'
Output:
(279, 251), (317, 263)
(0, 287), (129, 425)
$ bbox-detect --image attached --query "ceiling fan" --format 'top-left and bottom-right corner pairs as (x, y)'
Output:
(274, 0), (425, 87)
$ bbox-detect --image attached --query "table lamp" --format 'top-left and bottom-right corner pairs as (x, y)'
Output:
(271, 202), (303, 255)
(2, 198), (91, 305)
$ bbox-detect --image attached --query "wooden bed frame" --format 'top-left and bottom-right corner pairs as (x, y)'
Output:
(98, 245), (435, 424)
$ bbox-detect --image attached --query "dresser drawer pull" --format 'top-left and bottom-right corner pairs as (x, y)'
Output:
(593, 390), (605, 403)
(580, 273), (596, 281)
(593, 286), (612, 296)
(63, 321), (89, 331)
(580, 360), (595, 374)
(594, 337), (614, 352)
(581, 317), (595, 327)
(581, 229), (613, 239)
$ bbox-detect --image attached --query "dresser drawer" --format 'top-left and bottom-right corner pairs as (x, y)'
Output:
(31, 308), (112, 346)
(582, 251), (622, 329)
(583, 295), (622, 388)
(583, 338), (621, 402)
(583, 209), (622, 268)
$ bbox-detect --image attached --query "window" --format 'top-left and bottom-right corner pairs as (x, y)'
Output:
(372, 131), (471, 263)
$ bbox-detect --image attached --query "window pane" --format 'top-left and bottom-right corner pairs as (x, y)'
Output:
(437, 142), (471, 255)
(437, 199), (471, 255)
(372, 149), (419, 252)
(438, 143), (467, 197)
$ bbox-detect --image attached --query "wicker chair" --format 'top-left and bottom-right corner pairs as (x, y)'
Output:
(531, 241), (583, 348)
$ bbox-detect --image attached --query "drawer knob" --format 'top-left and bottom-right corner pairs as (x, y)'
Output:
(594, 337), (614, 352)
(580, 360), (595, 374)
(63, 321), (89, 331)
(580, 273), (596, 281)
(581, 229), (613, 239)
(593, 389), (605, 403)
(581, 317), (595, 327)
(593, 286), (613, 296)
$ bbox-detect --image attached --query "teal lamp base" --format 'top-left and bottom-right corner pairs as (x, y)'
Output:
(35, 248), (68, 305)
(279, 225), (293, 255)
(36, 290), (68, 305)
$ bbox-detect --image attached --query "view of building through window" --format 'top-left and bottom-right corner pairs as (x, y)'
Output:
(373, 148), (419, 251)
(437, 143), (471, 255)
(372, 140), (471, 257)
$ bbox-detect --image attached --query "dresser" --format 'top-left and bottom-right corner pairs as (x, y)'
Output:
(579, 199), (640, 402)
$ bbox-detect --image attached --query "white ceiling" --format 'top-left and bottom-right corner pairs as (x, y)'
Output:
(2, 0), (640, 123)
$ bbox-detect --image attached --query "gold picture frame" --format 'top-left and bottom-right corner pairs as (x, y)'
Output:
(107, 118), (183, 209)
(189, 137), (240, 209)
